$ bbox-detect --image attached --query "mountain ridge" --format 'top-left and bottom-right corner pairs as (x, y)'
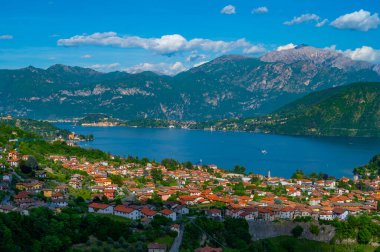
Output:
(1, 46), (380, 120)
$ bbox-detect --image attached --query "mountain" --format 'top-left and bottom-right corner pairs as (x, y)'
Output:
(257, 82), (380, 137)
(1, 46), (380, 120)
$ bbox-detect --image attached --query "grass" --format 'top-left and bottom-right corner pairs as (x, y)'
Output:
(155, 235), (175, 247)
(88, 213), (132, 224)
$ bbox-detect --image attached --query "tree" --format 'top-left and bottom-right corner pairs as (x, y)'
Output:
(291, 169), (304, 180)
(20, 156), (39, 174)
(41, 235), (63, 252)
(161, 158), (179, 170)
(309, 224), (320, 236)
(357, 228), (371, 244)
(291, 225), (303, 238)
(182, 161), (193, 170)
(151, 168), (163, 183)
(101, 195), (109, 203)
(233, 165), (246, 175)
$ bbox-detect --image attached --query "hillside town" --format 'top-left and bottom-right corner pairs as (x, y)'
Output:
(0, 122), (379, 251)
(1, 145), (380, 222)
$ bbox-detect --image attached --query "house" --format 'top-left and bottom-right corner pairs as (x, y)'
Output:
(258, 208), (274, 221)
(160, 209), (176, 221)
(35, 171), (47, 179)
(279, 207), (293, 219)
(170, 224), (180, 233)
(16, 181), (43, 193)
(114, 205), (140, 220)
(147, 243), (167, 252)
(43, 189), (53, 198)
(0, 205), (16, 213)
(140, 207), (157, 219)
(88, 203), (114, 214)
(195, 245), (223, 252)
(205, 209), (222, 220)
(239, 211), (256, 221)
(174, 205), (189, 215)
(13, 192), (30, 203)
(51, 193), (64, 200)
(51, 199), (68, 208)
(319, 211), (333, 221)
(104, 189), (116, 200)
(333, 208), (348, 220)
(309, 197), (321, 206)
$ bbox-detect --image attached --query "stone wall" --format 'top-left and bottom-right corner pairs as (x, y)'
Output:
(248, 221), (335, 242)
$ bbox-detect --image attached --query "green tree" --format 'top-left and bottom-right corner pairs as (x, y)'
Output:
(182, 161), (193, 170)
(291, 169), (305, 179)
(233, 165), (246, 175)
(291, 225), (303, 238)
(151, 168), (163, 183)
(309, 224), (320, 236)
(357, 228), (371, 244)
(161, 158), (179, 170)
(41, 235), (63, 252)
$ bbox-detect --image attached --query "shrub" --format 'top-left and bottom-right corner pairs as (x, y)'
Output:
(291, 225), (304, 238)
(309, 224), (320, 236)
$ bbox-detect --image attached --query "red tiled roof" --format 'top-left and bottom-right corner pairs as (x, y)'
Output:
(114, 205), (135, 214)
(160, 209), (174, 215)
(88, 202), (109, 209)
(141, 207), (157, 216)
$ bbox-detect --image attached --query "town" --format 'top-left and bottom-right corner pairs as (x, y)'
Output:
(0, 126), (379, 251)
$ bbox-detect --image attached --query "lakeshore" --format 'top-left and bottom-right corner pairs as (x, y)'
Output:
(57, 123), (380, 178)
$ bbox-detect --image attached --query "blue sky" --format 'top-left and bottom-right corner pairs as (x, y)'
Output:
(0, 0), (379, 74)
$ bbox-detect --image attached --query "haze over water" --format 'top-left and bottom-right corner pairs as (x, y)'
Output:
(58, 124), (380, 178)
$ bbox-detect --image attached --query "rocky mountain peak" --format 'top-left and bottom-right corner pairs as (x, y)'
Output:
(260, 45), (376, 72)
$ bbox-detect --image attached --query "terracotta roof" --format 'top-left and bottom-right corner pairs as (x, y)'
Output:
(160, 209), (174, 215)
(141, 207), (157, 216)
(88, 202), (110, 209)
(114, 205), (135, 214)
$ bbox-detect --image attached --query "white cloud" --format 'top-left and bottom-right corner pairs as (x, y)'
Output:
(342, 46), (380, 62)
(0, 34), (13, 40)
(124, 61), (187, 75)
(89, 63), (120, 71)
(252, 7), (268, 14)
(243, 45), (267, 54)
(81, 54), (92, 59)
(48, 57), (56, 60)
(316, 19), (328, 27)
(221, 5), (236, 15)
(331, 10), (380, 31)
(276, 43), (297, 51)
(58, 32), (262, 55)
(186, 53), (207, 62)
(284, 13), (321, 26)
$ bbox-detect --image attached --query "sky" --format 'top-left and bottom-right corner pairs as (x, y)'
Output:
(0, 0), (379, 74)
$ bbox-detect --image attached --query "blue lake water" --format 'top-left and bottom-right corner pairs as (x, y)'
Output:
(56, 124), (380, 178)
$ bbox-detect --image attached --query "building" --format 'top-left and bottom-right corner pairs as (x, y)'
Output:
(88, 203), (114, 214)
(113, 205), (140, 220)
(147, 243), (167, 252)
(160, 209), (176, 221)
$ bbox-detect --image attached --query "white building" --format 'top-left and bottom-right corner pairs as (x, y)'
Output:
(88, 203), (114, 214)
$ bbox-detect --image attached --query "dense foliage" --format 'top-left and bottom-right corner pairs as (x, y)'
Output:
(0, 207), (175, 252)
(354, 154), (380, 178)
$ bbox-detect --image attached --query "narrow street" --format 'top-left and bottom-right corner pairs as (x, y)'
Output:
(169, 224), (185, 252)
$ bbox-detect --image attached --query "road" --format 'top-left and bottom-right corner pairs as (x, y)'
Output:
(169, 224), (185, 252)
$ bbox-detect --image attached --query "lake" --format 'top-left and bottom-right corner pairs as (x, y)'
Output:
(57, 124), (380, 178)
